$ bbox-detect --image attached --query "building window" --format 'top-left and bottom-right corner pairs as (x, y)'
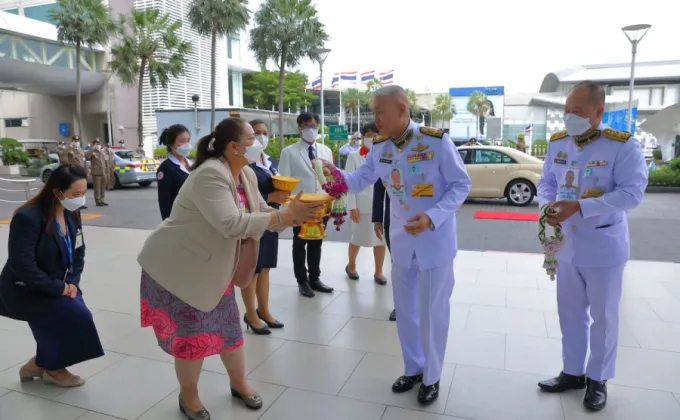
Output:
(228, 69), (234, 106)
(24, 3), (59, 23)
(4, 118), (28, 128)
(650, 87), (664, 106)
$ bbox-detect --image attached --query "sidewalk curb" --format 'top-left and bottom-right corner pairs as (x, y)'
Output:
(646, 186), (680, 193)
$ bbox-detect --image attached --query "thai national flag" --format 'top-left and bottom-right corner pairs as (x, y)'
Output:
(360, 70), (375, 83)
(379, 69), (394, 85)
(311, 76), (321, 90)
(340, 71), (357, 84)
(331, 73), (340, 88)
(524, 122), (533, 133)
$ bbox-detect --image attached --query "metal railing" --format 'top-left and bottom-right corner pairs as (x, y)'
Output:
(0, 178), (38, 203)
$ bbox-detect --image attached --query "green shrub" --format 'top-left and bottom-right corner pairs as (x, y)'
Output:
(653, 149), (662, 161)
(0, 137), (29, 166)
(667, 157), (680, 172)
(648, 167), (680, 187)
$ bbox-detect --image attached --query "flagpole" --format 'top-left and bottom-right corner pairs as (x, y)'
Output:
(305, 88), (308, 112)
(529, 112), (534, 154)
(339, 87), (344, 127)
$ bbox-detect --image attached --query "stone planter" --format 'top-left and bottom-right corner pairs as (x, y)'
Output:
(0, 165), (20, 175)
(646, 186), (680, 194)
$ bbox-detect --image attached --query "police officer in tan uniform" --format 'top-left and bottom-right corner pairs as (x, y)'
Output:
(86, 139), (108, 206)
(56, 141), (69, 164)
(106, 146), (116, 190)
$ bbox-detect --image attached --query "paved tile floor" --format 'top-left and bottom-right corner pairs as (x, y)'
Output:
(1, 226), (680, 420)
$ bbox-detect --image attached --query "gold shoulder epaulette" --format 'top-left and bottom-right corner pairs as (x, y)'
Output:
(602, 128), (632, 143)
(550, 130), (568, 141)
(373, 136), (389, 144)
(419, 126), (444, 139)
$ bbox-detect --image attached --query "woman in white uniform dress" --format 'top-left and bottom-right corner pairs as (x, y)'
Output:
(345, 122), (388, 285)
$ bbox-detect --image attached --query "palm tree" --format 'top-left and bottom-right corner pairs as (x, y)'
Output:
(249, 0), (328, 149)
(432, 93), (455, 128)
(188, 0), (250, 130)
(365, 78), (383, 93)
(404, 88), (420, 117)
(467, 90), (490, 138)
(343, 88), (363, 132)
(48, 0), (117, 144)
(109, 8), (192, 148)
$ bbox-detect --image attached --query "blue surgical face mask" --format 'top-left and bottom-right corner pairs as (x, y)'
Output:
(563, 113), (592, 136)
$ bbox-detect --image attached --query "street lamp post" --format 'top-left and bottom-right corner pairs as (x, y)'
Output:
(99, 70), (115, 147)
(310, 47), (331, 144)
(622, 24), (651, 133)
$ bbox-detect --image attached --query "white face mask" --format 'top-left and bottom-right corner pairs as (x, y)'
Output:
(72, 143), (79, 150)
(563, 113), (593, 136)
(363, 137), (373, 150)
(244, 142), (263, 164)
(60, 195), (86, 212)
(176, 143), (192, 157)
(301, 128), (317, 143)
(255, 134), (269, 150)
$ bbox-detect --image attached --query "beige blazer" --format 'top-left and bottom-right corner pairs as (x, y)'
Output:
(137, 158), (273, 312)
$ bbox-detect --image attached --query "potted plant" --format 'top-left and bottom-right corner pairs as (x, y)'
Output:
(0, 138), (30, 175)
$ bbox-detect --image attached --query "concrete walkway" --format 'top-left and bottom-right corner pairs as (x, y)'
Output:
(1, 226), (680, 420)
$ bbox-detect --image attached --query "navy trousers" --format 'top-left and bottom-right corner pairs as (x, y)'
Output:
(28, 294), (104, 370)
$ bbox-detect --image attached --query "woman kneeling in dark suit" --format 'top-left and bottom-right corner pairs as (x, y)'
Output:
(241, 119), (289, 334)
(0, 164), (104, 387)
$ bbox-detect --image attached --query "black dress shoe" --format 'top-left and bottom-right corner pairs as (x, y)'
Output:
(389, 309), (396, 321)
(310, 280), (334, 293)
(256, 309), (284, 329)
(345, 265), (359, 280)
(96, 202), (103, 207)
(538, 371), (586, 393)
(374, 275), (387, 286)
(391, 374), (423, 393)
(101, 202), (109, 206)
(417, 381), (440, 406)
(298, 283), (315, 298)
(583, 378), (607, 411)
(243, 315), (271, 335)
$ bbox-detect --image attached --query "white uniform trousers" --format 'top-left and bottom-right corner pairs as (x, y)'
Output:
(557, 263), (625, 381)
(392, 256), (455, 386)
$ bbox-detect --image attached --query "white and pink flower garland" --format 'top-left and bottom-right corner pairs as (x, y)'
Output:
(538, 205), (565, 281)
(313, 160), (348, 231)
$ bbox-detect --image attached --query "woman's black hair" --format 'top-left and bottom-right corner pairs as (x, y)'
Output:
(360, 121), (379, 136)
(191, 118), (248, 171)
(249, 119), (267, 129)
(17, 164), (87, 232)
(158, 124), (189, 153)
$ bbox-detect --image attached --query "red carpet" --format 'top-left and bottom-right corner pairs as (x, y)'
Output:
(473, 211), (539, 222)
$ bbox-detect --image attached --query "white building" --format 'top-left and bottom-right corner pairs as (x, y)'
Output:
(1, 0), (258, 144)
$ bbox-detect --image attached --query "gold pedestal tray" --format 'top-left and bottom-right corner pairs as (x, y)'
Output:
(271, 175), (300, 204)
(297, 193), (334, 240)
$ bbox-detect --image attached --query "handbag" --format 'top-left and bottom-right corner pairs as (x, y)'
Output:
(232, 238), (258, 288)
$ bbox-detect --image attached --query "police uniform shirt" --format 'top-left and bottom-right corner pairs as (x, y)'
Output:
(537, 125), (648, 267)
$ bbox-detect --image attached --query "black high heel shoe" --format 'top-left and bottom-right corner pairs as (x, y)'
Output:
(243, 314), (271, 335)
(256, 309), (284, 329)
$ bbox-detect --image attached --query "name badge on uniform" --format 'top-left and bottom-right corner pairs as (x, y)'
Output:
(75, 229), (84, 249)
(379, 158), (393, 164)
(411, 183), (434, 198)
(558, 166), (579, 200)
(407, 151), (434, 163)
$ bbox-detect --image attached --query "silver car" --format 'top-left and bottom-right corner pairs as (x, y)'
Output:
(40, 149), (160, 188)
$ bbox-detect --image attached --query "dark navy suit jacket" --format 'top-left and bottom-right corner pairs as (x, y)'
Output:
(0, 205), (85, 321)
(249, 155), (280, 209)
(372, 179), (391, 250)
(157, 157), (191, 220)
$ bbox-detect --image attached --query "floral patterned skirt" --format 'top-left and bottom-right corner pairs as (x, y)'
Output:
(140, 270), (244, 360)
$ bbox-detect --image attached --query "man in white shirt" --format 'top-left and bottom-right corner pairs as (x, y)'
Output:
(278, 113), (336, 298)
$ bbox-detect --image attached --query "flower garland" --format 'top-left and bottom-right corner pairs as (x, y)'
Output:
(538, 205), (565, 281)
(313, 160), (348, 231)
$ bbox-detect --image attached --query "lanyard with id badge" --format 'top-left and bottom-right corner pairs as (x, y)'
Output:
(558, 166), (580, 201)
(57, 219), (84, 282)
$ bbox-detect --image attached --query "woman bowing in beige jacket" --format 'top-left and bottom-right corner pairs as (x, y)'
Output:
(137, 118), (322, 420)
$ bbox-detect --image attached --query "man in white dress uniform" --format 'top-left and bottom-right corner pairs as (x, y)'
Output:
(323, 85), (471, 405)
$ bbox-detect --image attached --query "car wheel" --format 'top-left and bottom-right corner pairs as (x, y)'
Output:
(114, 174), (122, 189)
(505, 179), (535, 206)
(41, 169), (53, 184)
(138, 181), (152, 187)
